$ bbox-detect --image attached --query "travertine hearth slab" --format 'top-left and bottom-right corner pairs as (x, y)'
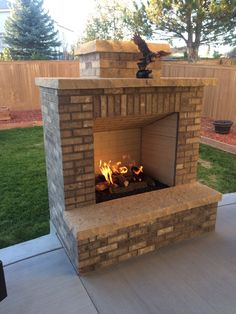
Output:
(64, 182), (221, 241)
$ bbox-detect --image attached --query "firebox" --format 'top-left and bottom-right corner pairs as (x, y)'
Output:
(36, 77), (221, 274)
(94, 113), (178, 203)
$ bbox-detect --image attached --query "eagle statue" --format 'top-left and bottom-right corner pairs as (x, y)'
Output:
(133, 34), (171, 78)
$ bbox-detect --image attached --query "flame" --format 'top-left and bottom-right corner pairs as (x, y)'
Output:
(112, 162), (128, 174)
(133, 165), (143, 175)
(99, 160), (113, 185)
(99, 160), (143, 185)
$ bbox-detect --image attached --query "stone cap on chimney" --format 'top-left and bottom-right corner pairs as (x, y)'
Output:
(75, 39), (171, 56)
(36, 77), (217, 90)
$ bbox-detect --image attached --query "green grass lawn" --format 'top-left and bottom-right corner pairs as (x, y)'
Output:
(198, 144), (236, 193)
(0, 127), (236, 249)
(0, 127), (49, 249)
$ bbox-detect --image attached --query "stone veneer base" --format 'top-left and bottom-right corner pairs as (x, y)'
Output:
(57, 182), (221, 274)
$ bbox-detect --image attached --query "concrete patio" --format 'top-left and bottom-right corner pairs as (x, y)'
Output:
(0, 193), (236, 314)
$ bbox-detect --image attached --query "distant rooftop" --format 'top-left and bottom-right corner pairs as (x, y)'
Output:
(0, 0), (10, 10)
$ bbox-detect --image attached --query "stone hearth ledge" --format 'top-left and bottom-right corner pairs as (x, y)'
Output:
(64, 182), (221, 241)
(35, 77), (217, 90)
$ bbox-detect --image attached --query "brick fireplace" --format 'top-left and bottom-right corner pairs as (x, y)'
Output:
(36, 76), (221, 274)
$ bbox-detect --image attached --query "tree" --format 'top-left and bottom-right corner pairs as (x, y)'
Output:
(146, 0), (236, 62)
(4, 0), (61, 60)
(80, 0), (153, 43)
(212, 50), (221, 59)
(0, 48), (12, 61)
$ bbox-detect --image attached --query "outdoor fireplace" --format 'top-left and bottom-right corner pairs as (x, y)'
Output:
(36, 38), (221, 274)
(36, 76), (221, 274)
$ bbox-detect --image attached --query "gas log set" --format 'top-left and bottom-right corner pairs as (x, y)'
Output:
(96, 160), (168, 203)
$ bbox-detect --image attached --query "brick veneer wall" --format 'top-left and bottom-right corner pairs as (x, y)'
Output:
(79, 52), (162, 78)
(44, 85), (203, 211)
(78, 203), (217, 273)
(76, 40), (170, 79)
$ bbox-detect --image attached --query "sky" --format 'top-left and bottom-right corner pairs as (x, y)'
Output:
(43, 0), (96, 44)
(43, 0), (231, 55)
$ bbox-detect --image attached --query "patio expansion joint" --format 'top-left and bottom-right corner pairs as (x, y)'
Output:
(3, 247), (63, 268)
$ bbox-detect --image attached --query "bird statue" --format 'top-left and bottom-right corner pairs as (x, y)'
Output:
(133, 34), (171, 78)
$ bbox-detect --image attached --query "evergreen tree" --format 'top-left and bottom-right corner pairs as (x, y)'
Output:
(4, 0), (61, 60)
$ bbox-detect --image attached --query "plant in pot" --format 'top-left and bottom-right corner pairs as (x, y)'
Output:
(213, 120), (233, 134)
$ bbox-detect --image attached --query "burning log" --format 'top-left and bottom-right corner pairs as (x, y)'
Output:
(113, 173), (129, 188)
(96, 181), (109, 191)
(109, 181), (148, 194)
(131, 165), (144, 182)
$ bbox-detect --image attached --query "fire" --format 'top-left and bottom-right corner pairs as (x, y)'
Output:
(112, 161), (128, 175)
(99, 160), (113, 185)
(99, 160), (143, 186)
(132, 165), (143, 176)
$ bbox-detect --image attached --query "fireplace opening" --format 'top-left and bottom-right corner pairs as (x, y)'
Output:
(94, 113), (178, 203)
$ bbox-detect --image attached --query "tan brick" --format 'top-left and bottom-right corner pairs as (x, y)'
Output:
(63, 161), (73, 169)
(157, 226), (174, 236)
(101, 95), (107, 117)
(138, 245), (155, 256)
(188, 112), (200, 118)
(187, 125), (200, 131)
(73, 128), (93, 136)
(129, 241), (146, 251)
(129, 227), (147, 238)
(83, 120), (94, 128)
(61, 130), (72, 138)
(71, 112), (93, 120)
(61, 137), (83, 145)
(186, 137), (199, 144)
(108, 233), (128, 244)
(79, 252), (90, 260)
(118, 251), (137, 262)
(121, 94), (127, 116)
(97, 243), (118, 254)
(79, 256), (100, 268)
(175, 93), (181, 112)
(62, 146), (73, 154)
(82, 104), (93, 111)
(71, 96), (93, 103)
(73, 143), (94, 152)
(108, 95), (115, 117)
(108, 247), (128, 258)
(76, 173), (94, 182)
(100, 258), (117, 268)
(63, 152), (83, 161)
(176, 164), (184, 170)
(60, 113), (71, 121)
(202, 220), (215, 228)
(210, 214), (217, 221)
(189, 98), (201, 105)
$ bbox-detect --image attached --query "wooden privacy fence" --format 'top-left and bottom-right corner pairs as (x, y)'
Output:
(162, 63), (236, 123)
(0, 61), (80, 111)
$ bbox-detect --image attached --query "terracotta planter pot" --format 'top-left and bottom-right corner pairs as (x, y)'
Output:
(213, 120), (233, 134)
